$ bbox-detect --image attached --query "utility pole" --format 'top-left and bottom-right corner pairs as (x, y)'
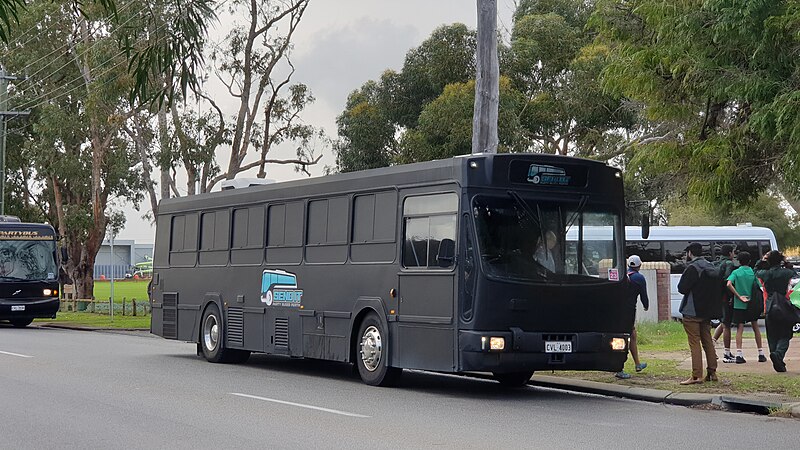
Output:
(472, 0), (499, 154)
(0, 66), (30, 215)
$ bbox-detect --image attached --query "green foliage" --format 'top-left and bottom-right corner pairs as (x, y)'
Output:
(386, 23), (477, 129)
(335, 2), (636, 171)
(398, 77), (526, 163)
(666, 194), (800, 247)
(595, 0), (800, 209)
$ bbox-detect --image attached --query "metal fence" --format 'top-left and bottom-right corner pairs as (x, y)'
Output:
(93, 264), (131, 280)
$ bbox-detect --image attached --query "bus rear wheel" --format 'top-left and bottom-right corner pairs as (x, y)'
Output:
(493, 371), (533, 388)
(355, 313), (401, 386)
(10, 318), (33, 328)
(200, 303), (250, 364)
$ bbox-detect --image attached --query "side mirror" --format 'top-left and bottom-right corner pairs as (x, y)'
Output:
(61, 247), (69, 263)
(641, 214), (650, 239)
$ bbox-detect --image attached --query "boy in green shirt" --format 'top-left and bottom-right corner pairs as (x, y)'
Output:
(726, 251), (767, 363)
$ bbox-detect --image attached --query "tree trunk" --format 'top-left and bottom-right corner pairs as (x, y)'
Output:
(158, 105), (172, 201)
(472, 0), (499, 154)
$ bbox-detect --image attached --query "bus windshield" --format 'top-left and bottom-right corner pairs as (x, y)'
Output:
(0, 239), (58, 281)
(472, 194), (622, 283)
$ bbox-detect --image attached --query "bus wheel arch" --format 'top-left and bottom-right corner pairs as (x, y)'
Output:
(198, 300), (250, 364)
(352, 309), (401, 386)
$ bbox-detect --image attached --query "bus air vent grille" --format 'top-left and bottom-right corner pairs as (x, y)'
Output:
(274, 318), (289, 348)
(542, 334), (575, 342)
(227, 307), (244, 346)
(162, 293), (177, 339)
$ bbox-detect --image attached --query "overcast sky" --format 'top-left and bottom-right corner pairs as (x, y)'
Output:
(116, 0), (516, 242)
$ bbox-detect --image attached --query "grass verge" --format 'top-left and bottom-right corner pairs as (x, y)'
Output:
(36, 312), (150, 329)
(550, 321), (800, 399)
(92, 280), (149, 303)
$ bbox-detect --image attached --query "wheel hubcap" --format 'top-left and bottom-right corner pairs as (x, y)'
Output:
(360, 325), (382, 372)
(204, 315), (219, 352)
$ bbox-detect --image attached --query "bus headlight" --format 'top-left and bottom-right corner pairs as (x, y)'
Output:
(490, 337), (505, 351)
(611, 338), (627, 351)
(43, 289), (55, 296)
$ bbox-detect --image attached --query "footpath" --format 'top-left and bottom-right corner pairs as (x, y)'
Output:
(530, 335), (800, 418)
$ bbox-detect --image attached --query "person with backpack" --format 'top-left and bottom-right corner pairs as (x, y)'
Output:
(757, 250), (797, 372)
(725, 251), (767, 363)
(712, 244), (736, 362)
(615, 255), (649, 379)
(677, 243), (722, 384)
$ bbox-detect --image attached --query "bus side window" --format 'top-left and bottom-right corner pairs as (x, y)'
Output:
(736, 241), (759, 265)
(758, 241), (772, 257)
(402, 193), (458, 270)
(625, 241), (662, 262)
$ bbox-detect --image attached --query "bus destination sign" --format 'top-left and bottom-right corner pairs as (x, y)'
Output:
(0, 229), (55, 241)
(509, 160), (588, 188)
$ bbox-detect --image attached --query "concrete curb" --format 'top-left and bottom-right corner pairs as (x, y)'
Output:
(529, 375), (799, 416)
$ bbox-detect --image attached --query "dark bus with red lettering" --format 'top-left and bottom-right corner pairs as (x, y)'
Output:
(150, 154), (634, 386)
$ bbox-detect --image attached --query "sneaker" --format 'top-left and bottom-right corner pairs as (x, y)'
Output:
(615, 371), (631, 379)
(735, 355), (746, 364)
(758, 354), (767, 363)
(770, 352), (787, 373)
(635, 362), (647, 372)
(722, 354), (736, 363)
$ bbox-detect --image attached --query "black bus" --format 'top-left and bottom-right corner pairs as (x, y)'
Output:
(0, 218), (61, 327)
(150, 154), (634, 386)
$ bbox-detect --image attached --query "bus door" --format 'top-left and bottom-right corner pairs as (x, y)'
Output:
(395, 193), (458, 372)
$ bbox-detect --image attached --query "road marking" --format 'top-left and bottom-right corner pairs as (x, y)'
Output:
(230, 393), (370, 418)
(0, 350), (34, 358)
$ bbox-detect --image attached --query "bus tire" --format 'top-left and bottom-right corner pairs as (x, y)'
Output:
(355, 313), (401, 386)
(200, 303), (228, 363)
(200, 304), (251, 364)
(10, 318), (33, 328)
(493, 371), (533, 387)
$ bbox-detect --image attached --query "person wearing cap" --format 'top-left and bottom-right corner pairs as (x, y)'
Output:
(615, 255), (649, 379)
(677, 242), (721, 385)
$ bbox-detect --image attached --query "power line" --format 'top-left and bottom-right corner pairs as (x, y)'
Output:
(0, 68), (30, 215)
(0, 0), (231, 143)
(6, 1), (142, 87)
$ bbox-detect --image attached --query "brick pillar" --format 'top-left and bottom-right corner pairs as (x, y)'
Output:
(656, 268), (671, 321)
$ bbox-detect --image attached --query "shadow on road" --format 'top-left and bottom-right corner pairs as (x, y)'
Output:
(167, 352), (600, 403)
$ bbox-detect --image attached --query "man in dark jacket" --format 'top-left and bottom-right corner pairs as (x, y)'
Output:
(677, 242), (720, 385)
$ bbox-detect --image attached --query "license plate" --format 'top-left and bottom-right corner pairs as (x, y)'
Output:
(545, 341), (572, 353)
(11, 305), (25, 312)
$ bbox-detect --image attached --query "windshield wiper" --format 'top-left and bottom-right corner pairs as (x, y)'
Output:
(507, 190), (540, 229)
(0, 275), (28, 282)
(564, 195), (589, 231)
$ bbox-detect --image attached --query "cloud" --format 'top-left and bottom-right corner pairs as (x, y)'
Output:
(293, 18), (419, 115)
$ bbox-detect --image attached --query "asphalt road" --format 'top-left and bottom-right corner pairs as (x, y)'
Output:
(1, 324), (798, 450)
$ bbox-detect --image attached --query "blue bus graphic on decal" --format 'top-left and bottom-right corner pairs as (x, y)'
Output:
(527, 164), (570, 185)
(260, 269), (303, 307)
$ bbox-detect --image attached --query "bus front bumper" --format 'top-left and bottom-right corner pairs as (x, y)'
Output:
(458, 330), (629, 373)
(0, 297), (60, 321)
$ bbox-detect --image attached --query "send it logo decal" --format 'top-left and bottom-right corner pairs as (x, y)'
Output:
(261, 269), (303, 307)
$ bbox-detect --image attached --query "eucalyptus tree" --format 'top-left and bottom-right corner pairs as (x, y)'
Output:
(1, 0), (151, 297)
(594, 0), (800, 211)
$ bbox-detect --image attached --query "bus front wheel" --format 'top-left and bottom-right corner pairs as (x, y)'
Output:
(200, 303), (250, 364)
(355, 313), (401, 386)
(493, 371), (533, 388)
